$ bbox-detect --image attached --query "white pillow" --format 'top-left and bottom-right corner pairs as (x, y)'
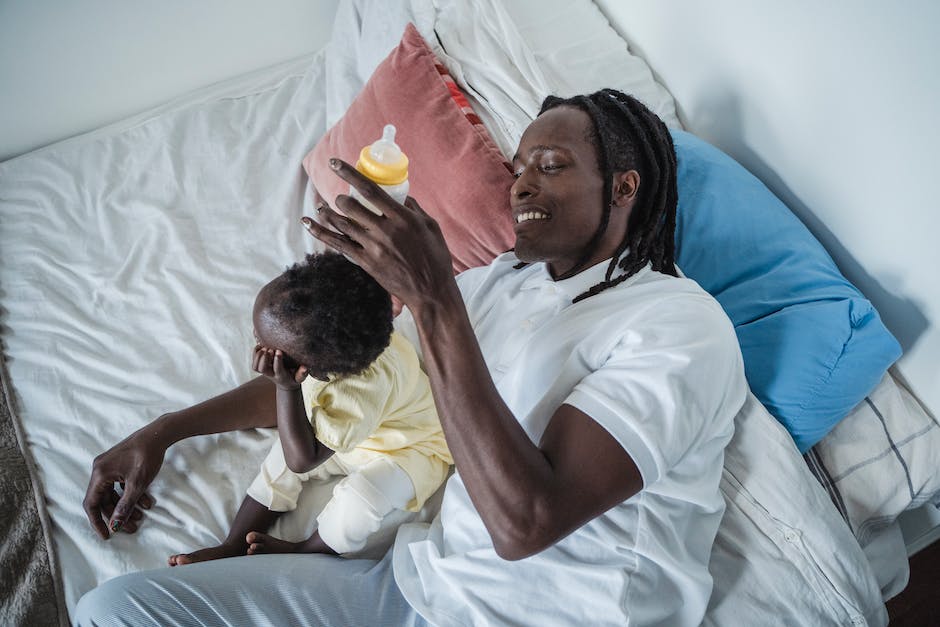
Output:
(429, 0), (681, 158)
(806, 370), (940, 545)
(498, 0), (681, 128)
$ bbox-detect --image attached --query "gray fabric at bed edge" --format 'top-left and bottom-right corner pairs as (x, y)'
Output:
(0, 357), (69, 626)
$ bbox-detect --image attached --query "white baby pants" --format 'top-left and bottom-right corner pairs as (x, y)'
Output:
(247, 438), (416, 555)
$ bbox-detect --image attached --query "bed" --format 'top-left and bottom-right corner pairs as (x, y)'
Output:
(1, 1), (937, 625)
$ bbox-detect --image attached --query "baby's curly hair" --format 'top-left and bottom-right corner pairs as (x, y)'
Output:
(266, 252), (393, 377)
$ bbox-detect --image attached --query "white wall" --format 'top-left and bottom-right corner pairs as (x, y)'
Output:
(0, 0), (340, 162)
(596, 0), (940, 418)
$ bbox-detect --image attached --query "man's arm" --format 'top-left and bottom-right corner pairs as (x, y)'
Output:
(84, 375), (277, 539)
(412, 282), (642, 559)
(305, 161), (643, 559)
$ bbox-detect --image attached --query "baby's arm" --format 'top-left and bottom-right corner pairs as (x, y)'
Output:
(253, 345), (335, 473)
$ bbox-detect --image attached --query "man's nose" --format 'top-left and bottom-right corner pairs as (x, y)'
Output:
(511, 172), (536, 200)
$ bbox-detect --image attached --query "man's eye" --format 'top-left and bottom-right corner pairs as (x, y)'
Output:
(514, 164), (563, 178)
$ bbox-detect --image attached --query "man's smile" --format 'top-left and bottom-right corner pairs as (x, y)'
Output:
(512, 205), (552, 229)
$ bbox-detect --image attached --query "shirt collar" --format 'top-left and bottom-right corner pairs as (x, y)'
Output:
(519, 257), (647, 301)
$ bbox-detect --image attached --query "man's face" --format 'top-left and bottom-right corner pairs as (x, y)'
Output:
(510, 106), (624, 278)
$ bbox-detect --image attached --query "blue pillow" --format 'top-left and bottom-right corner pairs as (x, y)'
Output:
(671, 130), (901, 452)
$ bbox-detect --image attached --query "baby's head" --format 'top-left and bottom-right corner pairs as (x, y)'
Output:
(252, 252), (393, 380)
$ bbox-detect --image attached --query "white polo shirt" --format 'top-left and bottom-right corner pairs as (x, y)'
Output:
(392, 253), (747, 627)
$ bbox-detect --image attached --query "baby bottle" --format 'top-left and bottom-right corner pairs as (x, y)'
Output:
(350, 124), (409, 215)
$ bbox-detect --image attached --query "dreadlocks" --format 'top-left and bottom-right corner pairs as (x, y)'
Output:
(530, 89), (678, 303)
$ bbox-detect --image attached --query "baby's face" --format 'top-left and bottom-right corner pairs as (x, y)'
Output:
(253, 285), (303, 360)
(252, 282), (328, 381)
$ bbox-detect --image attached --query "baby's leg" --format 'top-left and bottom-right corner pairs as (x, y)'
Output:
(244, 457), (348, 555)
(246, 458), (415, 557)
(317, 457), (416, 556)
(169, 497), (280, 566)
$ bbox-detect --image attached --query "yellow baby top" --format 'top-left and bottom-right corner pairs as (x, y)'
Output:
(301, 331), (452, 512)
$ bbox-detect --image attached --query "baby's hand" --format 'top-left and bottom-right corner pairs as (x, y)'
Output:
(252, 344), (308, 391)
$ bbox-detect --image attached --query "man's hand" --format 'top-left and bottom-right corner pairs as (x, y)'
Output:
(302, 159), (456, 314)
(83, 431), (162, 539)
(252, 344), (308, 391)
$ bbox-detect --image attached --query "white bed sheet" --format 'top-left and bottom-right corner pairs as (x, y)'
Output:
(0, 51), (332, 612)
(0, 0), (885, 623)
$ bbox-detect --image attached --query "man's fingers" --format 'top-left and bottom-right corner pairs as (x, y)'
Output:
(83, 491), (112, 540)
(320, 201), (373, 242)
(114, 510), (139, 534)
(120, 519), (140, 534)
(403, 196), (427, 215)
(302, 216), (363, 258)
(327, 158), (403, 217)
(109, 478), (146, 532)
(109, 502), (145, 534)
(138, 492), (156, 510)
(83, 469), (119, 540)
(88, 511), (110, 540)
(403, 196), (442, 235)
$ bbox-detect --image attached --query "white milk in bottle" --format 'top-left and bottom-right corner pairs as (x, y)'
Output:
(350, 124), (409, 214)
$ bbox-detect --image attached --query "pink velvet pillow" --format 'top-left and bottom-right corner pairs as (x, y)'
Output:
(303, 23), (515, 273)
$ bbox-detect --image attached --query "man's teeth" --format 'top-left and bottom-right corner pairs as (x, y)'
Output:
(516, 211), (549, 224)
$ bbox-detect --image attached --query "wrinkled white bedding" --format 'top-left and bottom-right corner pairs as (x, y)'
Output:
(0, 52), (330, 612)
(0, 0), (885, 623)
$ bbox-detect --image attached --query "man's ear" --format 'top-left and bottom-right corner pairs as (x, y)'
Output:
(610, 170), (640, 208)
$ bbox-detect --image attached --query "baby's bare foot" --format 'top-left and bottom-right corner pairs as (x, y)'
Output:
(245, 531), (307, 555)
(168, 542), (246, 566)
(245, 530), (338, 555)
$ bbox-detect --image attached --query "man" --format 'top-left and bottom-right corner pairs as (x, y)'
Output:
(79, 90), (746, 626)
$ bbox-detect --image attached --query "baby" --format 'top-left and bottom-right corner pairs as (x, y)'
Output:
(169, 252), (451, 564)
